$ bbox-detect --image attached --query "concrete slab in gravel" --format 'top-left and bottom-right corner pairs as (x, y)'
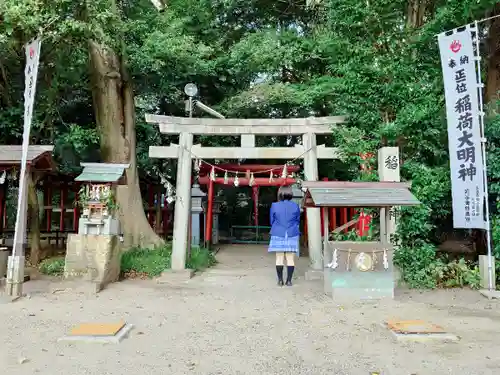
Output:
(0, 294), (21, 304)
(480, 289), (500, 300)
(388, 330), (460, 342)
(58, 324), (134, 344)
(382, 321), (459, 342)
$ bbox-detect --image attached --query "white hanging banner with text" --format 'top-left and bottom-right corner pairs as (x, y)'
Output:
(438, 29), (485, 229)
(12, 38), (42, 252)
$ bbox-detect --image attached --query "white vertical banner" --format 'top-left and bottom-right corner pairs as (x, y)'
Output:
(438, 29), (485, 229)
(12, 38), (42, 255)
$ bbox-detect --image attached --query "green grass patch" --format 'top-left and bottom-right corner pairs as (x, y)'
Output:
(39, 257), (65, 276)
(120, 243), (217, 278)
(187, 246), (217, 270)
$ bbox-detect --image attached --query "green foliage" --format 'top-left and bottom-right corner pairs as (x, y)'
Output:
(394, 243), (438, 288)
(493, 213), (500, 258)
(428, 258), (481, 289)
(39, 257), (65, 276)
(395, 248), (481, 289)
(393, 162), (451, 255)
(485, 108), (500, 285)
(331, 228), (376, 242)
(187, 246), (218, 270)
(121, 244), (173, 277)
(120, 243), (216, 278)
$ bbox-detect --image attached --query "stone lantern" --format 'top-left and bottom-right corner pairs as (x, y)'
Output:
(190, 183), (206, 248)
(291, 184), (304, 211)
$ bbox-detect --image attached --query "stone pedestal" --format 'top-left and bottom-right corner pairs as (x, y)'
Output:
(325, 268), (394, 301)
(305, 269), (324, 281)
(479, 255), (496, 290)
(324, 241), (395, 301)
(0, 247), (8, 278)
(157, 269), (195, 285)
(5, 255), (24, 297)
(64, 234), (121, 293)
(78, 217), (120, 236)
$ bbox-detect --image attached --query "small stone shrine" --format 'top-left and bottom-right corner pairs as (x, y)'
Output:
(301, 180), (420, 301)
(64, 163), (129, 293)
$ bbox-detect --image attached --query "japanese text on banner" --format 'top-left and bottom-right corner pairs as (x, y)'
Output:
(438, 29), (484, 229)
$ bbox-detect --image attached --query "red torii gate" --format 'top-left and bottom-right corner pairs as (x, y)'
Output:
(197, 163), (371, 244)
(198, 164), (300, 243)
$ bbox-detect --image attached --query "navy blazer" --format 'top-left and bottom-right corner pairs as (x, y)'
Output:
(270, 200), (301, 238)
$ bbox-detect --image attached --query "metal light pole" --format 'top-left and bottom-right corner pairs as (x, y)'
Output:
(184, 83), (198, 118)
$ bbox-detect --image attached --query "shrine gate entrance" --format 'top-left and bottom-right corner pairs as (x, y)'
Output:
(146, 115), (344, 276)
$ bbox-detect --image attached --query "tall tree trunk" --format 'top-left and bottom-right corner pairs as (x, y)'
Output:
(406, 0), (427, 28)
(485, 5), (500, 107)
(27, 172), (41, 265)
(88, 40), (163, 248)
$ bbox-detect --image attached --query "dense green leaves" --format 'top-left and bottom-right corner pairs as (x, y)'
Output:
(1, 0), (499, 284)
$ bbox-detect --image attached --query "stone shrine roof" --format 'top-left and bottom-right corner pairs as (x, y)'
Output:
(75, 163), (129, 183)
(301, 181), (420, 207)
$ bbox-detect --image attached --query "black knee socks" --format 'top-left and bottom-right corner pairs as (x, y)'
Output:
(276, 265), (284, 282)
(286, 266), (294, 284)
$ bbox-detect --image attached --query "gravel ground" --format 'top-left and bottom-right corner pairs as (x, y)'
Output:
(1, 245), (500, 375)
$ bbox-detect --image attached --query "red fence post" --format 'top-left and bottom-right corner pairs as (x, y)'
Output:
(147, 184), (154, 226)
(59, 184), (66, 232)
(46, 185), (52, 232)
(73, 183), (79, 232)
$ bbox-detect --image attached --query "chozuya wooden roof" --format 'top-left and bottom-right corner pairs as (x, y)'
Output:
(301, 181), (420, 207)
(0, 145), (55, 170)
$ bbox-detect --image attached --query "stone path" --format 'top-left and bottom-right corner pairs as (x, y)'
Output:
(1, 245), (500, 375)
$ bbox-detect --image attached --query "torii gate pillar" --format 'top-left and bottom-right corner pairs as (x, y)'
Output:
(170, 132), (194, 271)
(303, 132), (323, 276)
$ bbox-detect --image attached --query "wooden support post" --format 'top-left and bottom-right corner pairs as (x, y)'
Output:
(329, 208), (336, 231)
(252, 185), (259, 227)
(147, 184), (154, 225)
(205, 177), (214, 244)
(162, 194), (168, 237)
(2, 199), (6, 230)
(322, 207), (330, 267)
(303, 209), (308, 245)
(46, 185), (52, 232)
(59, 185), (66, 232)
(320, 177), (328, 236)
(0, 183), (5, 233)
(73, 183), (79, 232)
(341, 208), (347, 233)
(154, 186), (162, 233)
